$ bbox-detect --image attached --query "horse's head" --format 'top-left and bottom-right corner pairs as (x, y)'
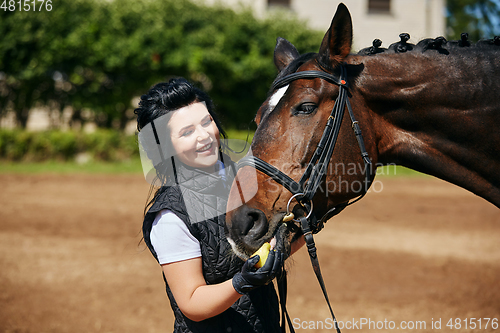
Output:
(226, 4), (377, 259)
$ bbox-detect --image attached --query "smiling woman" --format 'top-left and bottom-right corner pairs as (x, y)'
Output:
(134, 77), (285, 333)
(168, 102), (220, 169)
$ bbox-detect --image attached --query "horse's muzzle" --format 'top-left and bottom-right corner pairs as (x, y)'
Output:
(226, 205), (268, 253)
(226, 204), (296, 260)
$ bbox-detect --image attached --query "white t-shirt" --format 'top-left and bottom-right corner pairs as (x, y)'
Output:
(150, 209), (202, 265)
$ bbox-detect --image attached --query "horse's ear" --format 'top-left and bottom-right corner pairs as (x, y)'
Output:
(274, 37), (300, 72)
(318, 3), (353, 69)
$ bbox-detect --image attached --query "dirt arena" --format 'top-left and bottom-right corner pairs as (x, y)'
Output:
(0, 173), (498, 332)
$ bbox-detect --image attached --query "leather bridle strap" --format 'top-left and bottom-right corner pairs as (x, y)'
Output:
(299, 216), (342, 333)
(277, 270), (295, 333)
(236, 64), (374, 333)
(238, 64), (373, 225)
(237, 155), (303, 195)
(271, 70), (344, 90)
(298, 69), (347, 202)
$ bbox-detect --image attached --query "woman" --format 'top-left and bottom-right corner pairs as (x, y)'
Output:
(135, 78), (284, 333)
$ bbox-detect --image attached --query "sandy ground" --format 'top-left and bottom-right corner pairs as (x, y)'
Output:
(0, 173), (498, 332)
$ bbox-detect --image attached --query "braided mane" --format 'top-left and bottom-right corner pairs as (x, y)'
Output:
(358, 33), (500, 56)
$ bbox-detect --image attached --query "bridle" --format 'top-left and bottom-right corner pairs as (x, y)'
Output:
(237, 64), (373, 333)
(238, 64), (373, 232)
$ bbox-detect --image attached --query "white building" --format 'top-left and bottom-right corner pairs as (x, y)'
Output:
(201, 0), (446, 51)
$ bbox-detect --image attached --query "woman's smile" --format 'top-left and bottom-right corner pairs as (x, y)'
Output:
(196, 142), (214, 153)
(169, 102), (220, 169)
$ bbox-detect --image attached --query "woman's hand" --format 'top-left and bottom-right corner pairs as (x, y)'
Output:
(232, 249), (285, 294)
(162, 249), (285, 321)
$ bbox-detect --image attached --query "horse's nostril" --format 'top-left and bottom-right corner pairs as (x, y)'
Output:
(248, 211), (262, 222)
(235, 206), (268, 239)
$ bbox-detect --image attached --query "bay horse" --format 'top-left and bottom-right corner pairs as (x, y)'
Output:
(225, 3), (500, 259)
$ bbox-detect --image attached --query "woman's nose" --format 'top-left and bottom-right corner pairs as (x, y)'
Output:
(197, 127), (210, 141)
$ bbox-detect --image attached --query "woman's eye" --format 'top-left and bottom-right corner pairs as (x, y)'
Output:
(295, 103), (317, 115)
(202, 118), (212, 126)
(181, 130), (194, 137)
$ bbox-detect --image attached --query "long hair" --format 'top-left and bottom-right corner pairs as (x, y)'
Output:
(134, 77), (227, 212)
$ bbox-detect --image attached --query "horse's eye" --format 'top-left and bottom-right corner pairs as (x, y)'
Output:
(294, 103), (317, 115)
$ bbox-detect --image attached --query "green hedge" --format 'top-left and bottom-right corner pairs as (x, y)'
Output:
(0, 129), (139, 162)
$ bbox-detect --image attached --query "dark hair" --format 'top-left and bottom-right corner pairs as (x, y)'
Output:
(135, 77), (227, 188)
(136, 79), (229, 247)
(135, 77), (226, 138)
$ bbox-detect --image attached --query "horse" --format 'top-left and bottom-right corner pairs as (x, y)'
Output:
(225, 3), (500, 260)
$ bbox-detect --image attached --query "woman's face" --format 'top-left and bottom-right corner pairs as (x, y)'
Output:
(168, 102), (220, 169)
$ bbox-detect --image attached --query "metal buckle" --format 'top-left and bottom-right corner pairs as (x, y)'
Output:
(283, 192), (314, 223)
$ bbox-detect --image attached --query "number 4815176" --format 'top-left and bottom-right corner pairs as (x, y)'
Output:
(446, 318), (498, 330)
(1, 0), (53, 11)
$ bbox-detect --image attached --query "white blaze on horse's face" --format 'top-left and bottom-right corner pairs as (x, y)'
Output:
(268, 85), (289, 112)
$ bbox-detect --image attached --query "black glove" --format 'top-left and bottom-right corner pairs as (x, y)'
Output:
(232, 249), (284, 295)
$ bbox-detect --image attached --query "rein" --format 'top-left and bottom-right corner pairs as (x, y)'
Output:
(238, 64), (373, 333)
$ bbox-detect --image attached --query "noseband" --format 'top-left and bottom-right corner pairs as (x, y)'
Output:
(237, 64), (373, 333)
(238, 64), (373, 233)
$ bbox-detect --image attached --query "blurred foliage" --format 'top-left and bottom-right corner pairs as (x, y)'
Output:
(0, 158), (144, 174)
(0, 128), (139, 161)
(447, 0), (500, 41)
(0, 0), (323, 130)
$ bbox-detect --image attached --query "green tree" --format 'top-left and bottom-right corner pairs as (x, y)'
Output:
(0, 0), (105, 128)
(0, 0), (322, 130)
(447, 0), (500, 41)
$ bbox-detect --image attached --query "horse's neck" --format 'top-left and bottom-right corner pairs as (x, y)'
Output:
(354, 52), (500, 207)
(358, 52), (499, 114)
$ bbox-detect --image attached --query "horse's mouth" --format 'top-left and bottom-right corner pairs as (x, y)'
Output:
(228, 219), (299, 261)
(226, 204), (306, 261)
(273, 220), (300, 255)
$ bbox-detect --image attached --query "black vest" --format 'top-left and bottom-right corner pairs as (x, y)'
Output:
(142, 158), (280, 333)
